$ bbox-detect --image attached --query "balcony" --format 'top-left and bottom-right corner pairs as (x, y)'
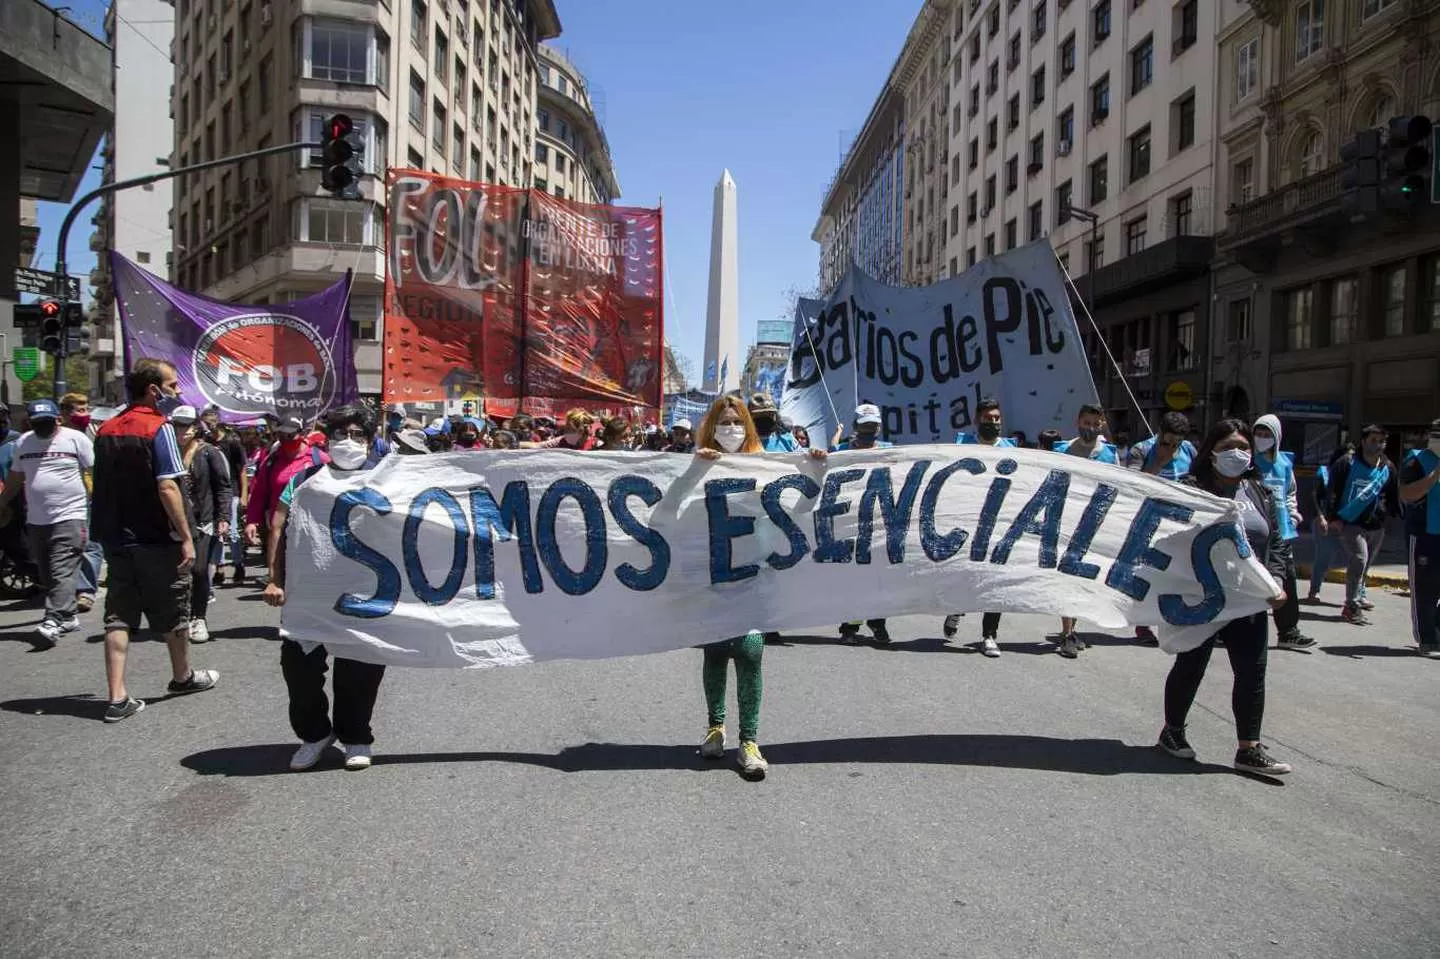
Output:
(1216, 164), (1345, 268)
(1077, 234), (1215, 307)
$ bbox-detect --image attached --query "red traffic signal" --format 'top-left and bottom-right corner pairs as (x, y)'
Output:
(321, 113), (362, 195)
(40, 300), (60, 318)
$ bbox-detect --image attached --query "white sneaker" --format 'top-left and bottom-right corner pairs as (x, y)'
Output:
(189, 618), (211, 643)
(980, 637), (1001, 658)
(289, 735), (336, 771)
(35, 619), (62, 645)
(344, 743), (373, 770)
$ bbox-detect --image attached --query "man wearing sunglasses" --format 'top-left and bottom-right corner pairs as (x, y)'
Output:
(264, 404), (388, 771)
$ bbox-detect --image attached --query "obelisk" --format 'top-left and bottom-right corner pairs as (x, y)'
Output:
(703, 169), (740, 394)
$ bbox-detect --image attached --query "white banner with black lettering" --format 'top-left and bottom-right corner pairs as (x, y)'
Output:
(781, 241), (1100, 446)
(282, 447), (1281, 667)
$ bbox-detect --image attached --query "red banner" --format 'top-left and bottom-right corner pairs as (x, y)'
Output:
(383, 170), (664, 415)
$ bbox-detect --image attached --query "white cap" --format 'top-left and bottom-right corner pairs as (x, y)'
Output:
(855, 403), (882, 425)
(170, 405), (199, 424)
(673, 418), (693, 431)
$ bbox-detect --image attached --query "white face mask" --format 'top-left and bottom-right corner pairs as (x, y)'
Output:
(1214, 448), (1252, 479)
(714, 425), (746, 453)
(329, 438), (369, 471)
(1254, 435), (1275, 453)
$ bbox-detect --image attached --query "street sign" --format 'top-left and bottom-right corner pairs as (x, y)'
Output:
(12, 347), (42, 383)
(1164, 380), (1194, 411)
(13, 267), (81, 301)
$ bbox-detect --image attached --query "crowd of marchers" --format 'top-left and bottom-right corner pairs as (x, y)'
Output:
(3, 356), (1437, 783)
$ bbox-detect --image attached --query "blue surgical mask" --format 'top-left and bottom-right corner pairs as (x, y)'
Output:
(156, 393), (184, 416)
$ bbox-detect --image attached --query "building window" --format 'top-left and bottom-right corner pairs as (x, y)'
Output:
(350, 295), (380, 341)
(433, 27), (447, 83)
(969, 84), (980, 117)
(1129, 35), (1153, 95)
(1006, 94), (1019, 131)
(1297, 132), (1323, 179)
(970, 31), (980, 63)
(1424, 256), (1440, 334)
(1235, 38), (1258, 102)
(1005, 218), (1017, 250)
(1031, 66), (1046, 108)
(950, 204), (959, 237)
(1058, 107), (1074, 147)
(1227, 300), (1251, 342)
(1091, 74), (1110, 125)
(1329, 277), (1358, 345)
(1033, 2), (1047, 41)
(452, 123), (464, 169)
(1005, 155), (1018, 194)
(987, 60), (999, 96)
(1060, 33), (1076, 77)
(951, 154), (960, 183)
(410, 0), (426, 50)
(969, 137), (979, 169)
(303, 198), (372, 246)
(1008, 32), (1021, 72)
(1362, 0), (1396, 19)
(1087, 233), (1105, 271)
(1173, 91), (1196, 152)
(1125, 216), (1147, 255)
(988, 3), (1000, 36)
(1174, 1), (1198, 55)
(407, 147), (424, 169)
(1089, 155), (1108, 204)
(1093, 0), (1112, 47)
(408, 71), (425, 129)
(987, 117), (998, 150)
(966, 246), (977, 267)
(554, 153), (565, 173)
(985, 233), (996, 257)
(1233, 157), (1255, 204)
(433, 100), (447, 151)
(984, 175), (996, 209)
(1285, 287), (1314, 350)
(1382, 265), (1406, 336)
(1056, 180), (1074, 224)
(1128, 125), (1151, 182)
(967, 191), (978, 223)
(1028, 201), (1043, 241)
(1029, 133), (1045, 170)
(470, 147), (482, 182)
(1170, 310), (1195, 371)
(1296, 0), (1324, 63)
(1169, 191), (1193, 236)
(536, 143), (549, 163)
(308, 20), (372, 84)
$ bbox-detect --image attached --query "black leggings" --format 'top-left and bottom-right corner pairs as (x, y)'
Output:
(1163, 612), (1268, 742)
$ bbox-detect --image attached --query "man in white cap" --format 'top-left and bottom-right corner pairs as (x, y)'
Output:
(831, 404), (895, 644)
(666, 418), (695, 453)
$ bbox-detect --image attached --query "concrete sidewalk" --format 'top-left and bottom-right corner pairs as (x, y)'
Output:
(1293, 518), (1410, 590)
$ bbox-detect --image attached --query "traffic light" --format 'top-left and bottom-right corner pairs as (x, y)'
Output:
(39, 301), (64, 354)
(13, 300), (84, 355)
(1340, 130), (1382, 214)
(1380, 115), (1432, 209)
(320, 114), (363, 196)
(66, 326), (92, 356)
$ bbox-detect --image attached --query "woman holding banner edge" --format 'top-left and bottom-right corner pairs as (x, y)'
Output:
(693, 394), (826, 780)
(1159, 418), (1294, 776)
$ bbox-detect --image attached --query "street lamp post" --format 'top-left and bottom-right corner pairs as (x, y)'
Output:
(1061, 204), (1099, 315)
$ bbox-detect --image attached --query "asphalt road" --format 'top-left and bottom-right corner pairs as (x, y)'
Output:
(1, 572), (1437, 958)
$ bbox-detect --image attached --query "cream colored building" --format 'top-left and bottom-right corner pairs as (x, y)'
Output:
(1212, 0), (1440, 453)
(533, 45), (619, 205)
(144, 0), (622, 399)
(899, 0), (955, 288)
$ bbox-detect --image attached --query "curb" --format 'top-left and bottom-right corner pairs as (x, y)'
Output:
(1295, 564), (1409, 589)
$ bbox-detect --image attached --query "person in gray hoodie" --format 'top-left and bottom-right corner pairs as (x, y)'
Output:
(1251, 414), (1316, 650)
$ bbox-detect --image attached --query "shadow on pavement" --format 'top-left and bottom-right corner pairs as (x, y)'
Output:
(1320, 644), (1418, 658)
(1299, 611), (1344, 624)
(181, 734), (1234, 779)
(0, 627), (47, 650)
(1, 690), (190, 721)
(204, 625), (281, 642)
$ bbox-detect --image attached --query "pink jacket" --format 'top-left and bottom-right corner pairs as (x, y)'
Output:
(246, 442), (328, 527)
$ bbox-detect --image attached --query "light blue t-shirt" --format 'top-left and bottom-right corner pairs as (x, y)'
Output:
(956, 433), (1018, 448)
(1053, 438), (1120, 464)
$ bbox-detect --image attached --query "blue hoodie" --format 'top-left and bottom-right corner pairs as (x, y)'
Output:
(1252, 413), (1298, 541)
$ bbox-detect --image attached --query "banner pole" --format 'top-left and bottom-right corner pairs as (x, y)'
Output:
(795, 301), (844, 430)
(1053, 253), (1155, 440)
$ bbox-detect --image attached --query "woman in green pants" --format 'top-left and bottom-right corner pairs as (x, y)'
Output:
(692, 395), (825, 779)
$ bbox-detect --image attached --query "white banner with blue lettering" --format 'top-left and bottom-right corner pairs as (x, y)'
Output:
(282, 447), (1282, 667)
(782, 241), (1100, 446)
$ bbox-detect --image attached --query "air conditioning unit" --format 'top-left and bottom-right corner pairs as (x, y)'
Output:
(1058, 139), (1073, 156)
(207, 15), (216, 31)
(260, 5), (272, 27)
(981, 203), (994, 216)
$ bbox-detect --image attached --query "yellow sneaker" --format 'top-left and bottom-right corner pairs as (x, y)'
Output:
(699, 725), (726, 759)
(738, 740), (768, 780)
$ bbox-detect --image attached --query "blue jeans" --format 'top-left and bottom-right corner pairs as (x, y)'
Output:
(208, 500), (243, 569)
(77, 510), (102, 597)
(1308, 528), (1339, 597)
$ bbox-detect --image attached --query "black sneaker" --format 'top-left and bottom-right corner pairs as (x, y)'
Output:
(1136, 626), (1160, 647)
(1235, 743), (1292, 776)
(1058, 633), (1080, 658)
(232, 567), (246, 584)
(1277, 631), (1318, 650)
(212, 570), (225, 588)
(870, 623), (891, 645)
(104, 696), (146, 723)
(838, 624), (862, 644)
(1158, 725), (1195, 759)
(167, 668), (219, 695)
(762, 631), (781, 644)
(1341, 604), (1371, 626)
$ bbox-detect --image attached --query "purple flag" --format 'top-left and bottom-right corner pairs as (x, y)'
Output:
(111, 253), (359, 423)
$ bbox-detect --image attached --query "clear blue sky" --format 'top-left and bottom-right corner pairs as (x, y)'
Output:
(37, 0), (922, 375)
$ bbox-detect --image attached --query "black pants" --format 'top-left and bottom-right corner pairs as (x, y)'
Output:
(981, 612), (1001, 637)
(1412, 535), (1440, 650)
(280, 640), (386, 745)
(1270, 545), (1300, 638)
(1164, 612), (1268, 742)
(190, 532), (213, 620)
